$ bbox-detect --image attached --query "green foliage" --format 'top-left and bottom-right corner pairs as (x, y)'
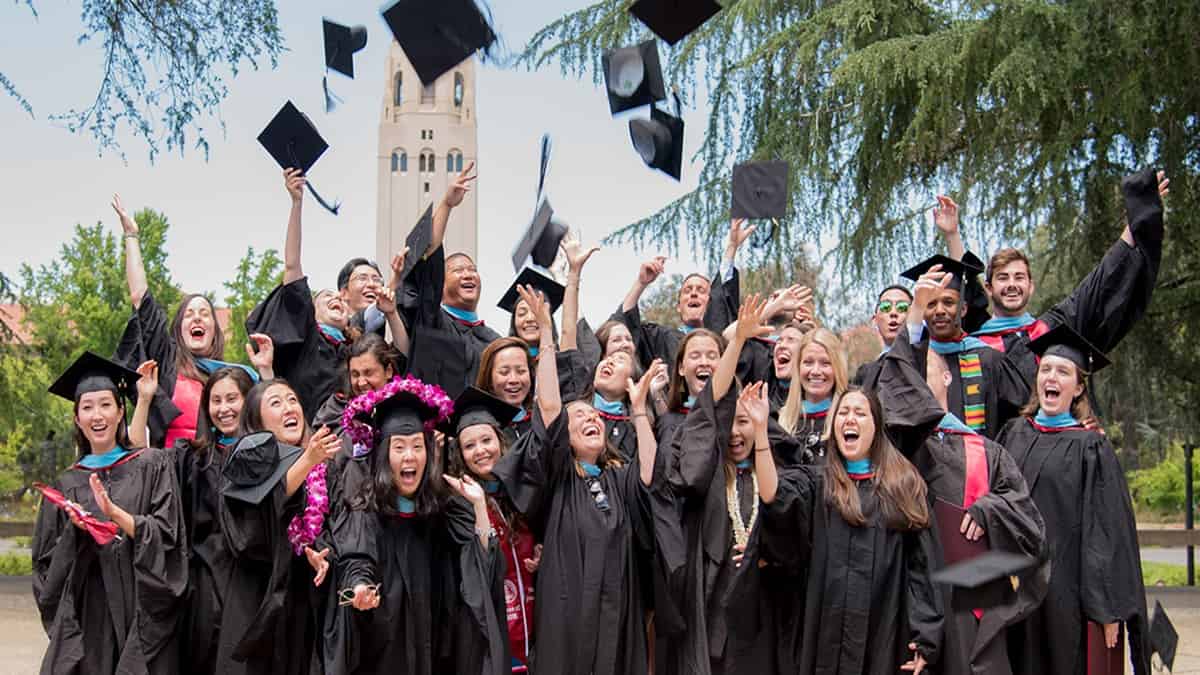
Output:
(1127, 443), (1199, 516)
(4, 0), (284, 159)
(223, 247), (283, 365)
(0, 551), (32, 576)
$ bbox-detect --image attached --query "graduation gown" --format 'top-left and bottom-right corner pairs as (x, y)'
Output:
(324, 497), (508, 675)
(997, 418), (1151, 675)
(493, 410), (655, 675)
(878, 337), (1048, 675)
(174, 441), (236, 675)
(613, 268), (739, 372)
(910, 333), (1029, 440)
(653, 384), (779, 675)
(751, 465), (943, 675)
(32, 449), (188, 675)
(246, 276), (346, 422)
(401, 246), (500, 397)
(114, 290), (197, 447)
(216, 465), (327, 675)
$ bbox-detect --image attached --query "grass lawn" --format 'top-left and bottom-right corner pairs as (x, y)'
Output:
(1142, 560), (1189, 586)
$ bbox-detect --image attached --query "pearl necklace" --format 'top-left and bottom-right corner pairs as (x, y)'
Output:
(726, 468), (759, 549)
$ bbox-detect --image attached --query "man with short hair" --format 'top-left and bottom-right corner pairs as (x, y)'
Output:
(936, 169), (1168, 385)
(853, 284), (913, 387)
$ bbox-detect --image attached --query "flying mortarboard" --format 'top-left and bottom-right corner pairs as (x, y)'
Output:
(221, 432), (304, 505)
(731, 160), (789, 219)
(257, 101), (341, 214)
(438, 386), (520, 436)
(498, 266), (566, 314)
(1150, 600), (1178, 672)
(629, 104), (684, 180)
(380, 0), (498, 85)
(629, 0), (722, 46)
(602, 40), (666, 114)
(930, 550), (1039, 589)
(322, 19), (369, 111)
(899, 254), (984, 292)
(512, 197), (568, 272)
(1026, 322), (1112, 373)
(394, 205), (435, 283)
(48, 351), (141, 403)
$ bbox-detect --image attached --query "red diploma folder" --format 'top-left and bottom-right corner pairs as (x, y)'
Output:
(934, 497), (988, 565)
(1087, 621), (1125, 675)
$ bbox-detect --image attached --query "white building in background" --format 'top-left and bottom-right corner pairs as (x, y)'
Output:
(376, 44), (478, 266)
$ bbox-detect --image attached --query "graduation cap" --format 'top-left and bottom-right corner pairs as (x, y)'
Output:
(257, 101), (340, 214)
(731, 160), (788, 219)
(373, 389), (443, 439)
(322, 19), (368, 111)
(438, 386), (520, 436)
(1026, 322), (1112, 373)
(381, 0), (497, 85)
(602, 40), (666, 114)
(931, 550), (1039, 589)
(1151, 600), (1178, 672)
(498, 266), (565, 314)
(900, 254), (984, 292)
(629, 0), (722, 46)
(511, 197), (568, 272)
(221, 432), (304, 505)
(629, 105), (684, 180)
(395, 205), (435, 283)
(48, 351), (141, 403)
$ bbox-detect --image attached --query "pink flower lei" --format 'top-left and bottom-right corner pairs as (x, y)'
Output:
(287, 460), (328, 556)
(340, 375), (455, 457)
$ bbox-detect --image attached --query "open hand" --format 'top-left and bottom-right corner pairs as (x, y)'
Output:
(305, 546), (331, 586)
(627, 359), (666, 413)
(562, 236), (600, 274)
(88, 474), (117, 520)
(739, 381), (771, 432)
(515, 284), (553, 331)
(444, 473), (486, 507)
(135, 360), (158, 401)
(727, 218), (757, 253)
(932, 195), (959, 236)
(912, 265), (952, 317)
(303, 426), (341, 464)
(111, 194), (137, 235)
(734, 295), (773, 343)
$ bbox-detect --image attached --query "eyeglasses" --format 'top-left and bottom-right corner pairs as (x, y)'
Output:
(876, 300), (910, 314)
(586, 477), (610, 512)
(350, 273), (384, 286)
(338, 583), (382, 606)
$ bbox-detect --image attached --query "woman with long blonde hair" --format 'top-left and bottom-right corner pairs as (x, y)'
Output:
(777, 327), (849, 463)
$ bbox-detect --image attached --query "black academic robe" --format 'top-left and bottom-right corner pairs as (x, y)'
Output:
(614, 268), (738, 372)
(494, 410), (655, 675)
(751, 465), (943, 675)
(853, 353), (884, 389)
(174, 441), (236, 675)
(324, 497), (508, 675)
(997, 418), (1151, 675)
(246, 276), (346, 422)
(653, 384), (779, 675)
(216, 463), (330, 675)
(113, 290), (187, 446)
(974, 168), (1164, 388)
(911, 334), (1029, 440)
(878, 337), (1048, 675)
(32, 448), (188, 675)
(789, 412), (829, 465)
(401, 246), (500, 398)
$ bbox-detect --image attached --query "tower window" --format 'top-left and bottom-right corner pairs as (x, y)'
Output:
(428, 153), (435, 172)
(419, 153), (426, 173)
(428, 130), (434, 140)
(424, 182), (430, 193)
(454, 72), (464, 107)
(421, 82), (435, 104)
(391, 150), (407, 174)
(447, 150), (463, 173)
(393, 72), (403, 107)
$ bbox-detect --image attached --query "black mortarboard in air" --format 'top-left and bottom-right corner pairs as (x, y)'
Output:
(1026, 322), (1112, 373)
(731, 160), (789, 219)
(438, 386), (519, 436)
(900, 254), (984, 293)
(221, 432), (304, 505)
(1150, 600), (1178, 671)
(394, 205), (435, 283)
(498, 266), (565, 314)
(322, 19), (369, 112)
(931, 550), (1039, 589)
(629, 0), (722, 46)
(629, 105), (684, 180)
(602, 40), (666, 114)
(48, 351), (141, 403)
(512, 197), (568, 271)
(373, 391), (439, 439)
(381, 0), (497, 85)
(257, 101), (340, 214)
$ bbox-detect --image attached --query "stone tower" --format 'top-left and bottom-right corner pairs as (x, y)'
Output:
(376, 44), (478, 267)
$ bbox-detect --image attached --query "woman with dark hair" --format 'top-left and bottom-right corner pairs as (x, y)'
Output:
(128, 360), (257, 675)
(997, 324), (1150, 675)
(590, 349), (644, 460)
(311, 332), (406, 431)
(596, 318), (636, 358)
(216, 379), (342, 675)
(476, 336), (535, 443)
(325, 376), (509, 674)
(658, 328), (726, 445)
(747, 385), (943, 675)
(32, 352), (187, 674)
(111, 194), (265, 449)
(442, 386), (539, 672)
(493, 285), (662, 675)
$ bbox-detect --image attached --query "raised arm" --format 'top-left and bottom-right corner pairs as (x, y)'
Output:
(560, 238), (599, 352)
(282, 169), (306, 285)
(742, 382), (777, 502)
(905, 265), (952, 344)
(377, 256), (410, 354)
(628, 360), (666, 486)
(130, 360), (158, 449)
(113, 194), (149, 308)
(520, 285), (561, 424)
(622, 256), (666, 313)
(285, 426), (340, 498)
(933, 195), (965, 261)
(714, 295), (771, 401)
(428, 161), (477, 257)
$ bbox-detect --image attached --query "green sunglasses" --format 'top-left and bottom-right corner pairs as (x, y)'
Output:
(876, 300), (911, 314)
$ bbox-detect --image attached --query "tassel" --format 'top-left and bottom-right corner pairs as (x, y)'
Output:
(323, 75), (343, 113)
(306, 182), (341, 215)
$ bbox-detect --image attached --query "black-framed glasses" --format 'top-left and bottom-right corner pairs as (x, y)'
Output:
(877, 300), (911, 314)
(586, 477), (610, 512)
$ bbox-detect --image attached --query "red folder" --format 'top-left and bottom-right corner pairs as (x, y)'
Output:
(1086, 622), (1125, 675)
(934, 497), (988, 564)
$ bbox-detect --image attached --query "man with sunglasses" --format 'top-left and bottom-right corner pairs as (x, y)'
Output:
(853, 284), (913, 387)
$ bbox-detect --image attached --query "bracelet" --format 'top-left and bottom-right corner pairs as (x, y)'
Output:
(123, 232), (139, 241)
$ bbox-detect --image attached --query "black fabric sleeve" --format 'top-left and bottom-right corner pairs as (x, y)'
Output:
(906, 526), (945, 666)
(113, 290), (181, 443)
(245, 277), (318, 376)
(876, 336), (943, 458)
